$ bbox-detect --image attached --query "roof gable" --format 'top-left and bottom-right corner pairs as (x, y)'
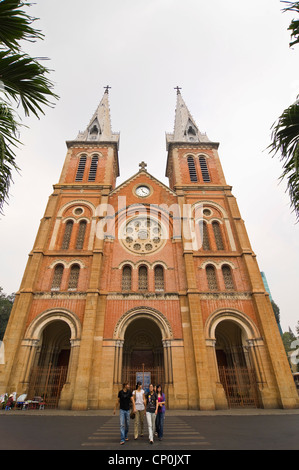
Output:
(110, 166), (177, 197)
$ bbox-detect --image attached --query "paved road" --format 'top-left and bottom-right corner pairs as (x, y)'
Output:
(0, 410), (298, 451)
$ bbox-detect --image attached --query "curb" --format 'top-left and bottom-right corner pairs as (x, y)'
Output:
(1, 408), (299, 417)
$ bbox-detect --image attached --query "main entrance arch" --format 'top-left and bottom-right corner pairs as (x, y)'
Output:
(123, 317), (164, 390)
(113, 307), (173, 391)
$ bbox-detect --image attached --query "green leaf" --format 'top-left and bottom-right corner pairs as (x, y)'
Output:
(0, 0), (43, 51)
(0, 50), (58, 118)
(281, 1), (299, 47)
(0, 101), (20, 213)
(269, 98), (299, 220)
(0, 1), (59, 213)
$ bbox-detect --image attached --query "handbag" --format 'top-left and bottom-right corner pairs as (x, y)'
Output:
(130, 409), (135, 419)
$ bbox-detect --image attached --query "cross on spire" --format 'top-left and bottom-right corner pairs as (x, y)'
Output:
(174, 86), (182, 95)
(139, 161), (147, 171)
(104, 85), (111, 94)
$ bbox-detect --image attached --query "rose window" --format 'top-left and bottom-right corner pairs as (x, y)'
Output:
(121, 217), (164, 254)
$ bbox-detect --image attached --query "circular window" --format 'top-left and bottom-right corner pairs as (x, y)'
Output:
(74, 207), (84, 215)
(203, 208), (212, 217)
(121, 217), (165, 254)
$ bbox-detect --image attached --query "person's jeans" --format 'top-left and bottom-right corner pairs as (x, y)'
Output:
(156, 411), (165, 439)
(119, 409), (130, 442)
(146, 411), (156, 441)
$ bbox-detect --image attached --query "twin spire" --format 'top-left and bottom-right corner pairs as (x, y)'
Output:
(76, 86), (120, 148)
(75, 86), (210, 149)
(166, 86), (211, 149)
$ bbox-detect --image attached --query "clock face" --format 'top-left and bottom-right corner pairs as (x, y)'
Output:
(136, 186), (150, 197)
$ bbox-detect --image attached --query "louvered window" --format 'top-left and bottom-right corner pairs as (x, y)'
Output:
(199, 156), (210, 182)
(206, 265), (218, 291)
(187, 156), (198, 182)
(68, 264), (80, 290)
(51, 264), (64, 290)
(202, 222), (210, 250)
(122, 265), (132, 291)
(138, 266), (148, 291)
(62, 220), (73, 249)
(88, 155), (99, 181)
(154, 265), (164, 291)
(222, 265), (234, 290)
(75, 155), (87, 181)
(76, 220), (87, 249)
(212, 221), (224, 250)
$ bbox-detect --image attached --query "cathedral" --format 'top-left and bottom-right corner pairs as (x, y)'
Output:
(0, 88), (298, 410)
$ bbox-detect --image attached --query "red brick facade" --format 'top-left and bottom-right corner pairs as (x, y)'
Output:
(0, 91), (298, 410)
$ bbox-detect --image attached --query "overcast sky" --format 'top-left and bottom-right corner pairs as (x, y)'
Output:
(0, 0), (298, 333)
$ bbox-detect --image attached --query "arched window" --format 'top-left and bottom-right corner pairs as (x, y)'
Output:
(62, 220), (74, 249)
(88, 155), (99, 181)
(187, 156), (198, 182)
(199, 156), (211, 182)
(202, 221), (210, 251)
(76, 220), (87, 249)
(222, 265), (234, 290)
(122, 265), (132, 291)
(75, 155), (87, 181)
(51, 264), (64, 291)
(90, 125), (98, 135)
(212, 221), (224, 250)
(206, 265), (218, 291)
(68, 264), (80, 290)
(138, 265), (148, 291)
(154, 265), (164, 291)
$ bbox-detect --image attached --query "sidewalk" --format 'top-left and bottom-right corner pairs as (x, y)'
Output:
(2, 408), (299, 417)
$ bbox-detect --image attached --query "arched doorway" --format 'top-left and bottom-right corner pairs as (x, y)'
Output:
(122, 317), (164, 392)
(28, 320), (71, 408)
(215, 320), (260, 408)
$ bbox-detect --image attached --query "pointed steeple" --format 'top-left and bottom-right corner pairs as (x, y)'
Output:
(166, 87), (211, 149)
(75, 87), (120, 148)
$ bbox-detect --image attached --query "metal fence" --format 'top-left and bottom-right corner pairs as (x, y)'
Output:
(218, 366), (260, 408)
(28, 364), (68, 409)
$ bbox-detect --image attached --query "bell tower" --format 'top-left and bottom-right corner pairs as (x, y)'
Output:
(60, 87), (120, 188)
(164, 88), (299, 410)
(0, 88), (121, 409)
(166, 87), (226, 190)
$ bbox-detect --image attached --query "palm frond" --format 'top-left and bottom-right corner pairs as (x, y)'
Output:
(0, 1), (59, 213)
(0, 0), (43, 50)
(269, 99), (299, 220)
(0, 50), (58, 118)
(281, 1), (299, 47)
(0, 101), (20, 213)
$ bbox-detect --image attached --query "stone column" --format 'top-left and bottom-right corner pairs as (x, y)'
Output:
(59, 339), (80, 409)
(205, 338), (228, 409)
